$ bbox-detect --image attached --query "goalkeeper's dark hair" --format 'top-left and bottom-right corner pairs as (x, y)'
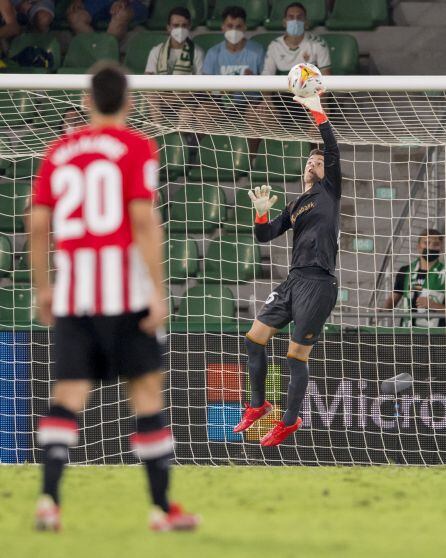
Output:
(309, 148), (324, 158)
(90, 61), (128, 115)
(168, 6), (191, 24)
(418, 228), (443, 242)
(284, 2), (307, 18)
(222, 6), (246, 22)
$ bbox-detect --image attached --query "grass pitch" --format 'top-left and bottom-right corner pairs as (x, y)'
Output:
(1, 465), (445, 558)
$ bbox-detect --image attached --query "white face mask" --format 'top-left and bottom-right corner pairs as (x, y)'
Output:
(224, 29), (245, 45)
(170, 27), (189, 43)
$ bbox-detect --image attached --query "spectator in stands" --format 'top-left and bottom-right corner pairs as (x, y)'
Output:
(203, 6), (264, 76)
(67, 0), (148, 40)
(13, 1), (54, 33)
(145, 7), (204, 75)
(0, 0), (20, 43)
(262, 2), (331, 76)
(383, 228), (446, 327)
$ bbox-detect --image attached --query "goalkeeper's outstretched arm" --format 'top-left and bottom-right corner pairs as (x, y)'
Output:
(294, 94), (342, 199)
(249, 185), (292, 243)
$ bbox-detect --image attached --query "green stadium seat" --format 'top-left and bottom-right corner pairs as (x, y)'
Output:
(58, 32), (119, 73)
(147, 0), (206, 30)
(224, 185), (286, 233)
(156, 186), (168, 221)
(0, 183), (31, 233)
(264, 0), (326, 30)
(207, 0), (268, 30)
(250, 33), (281, 51)
(5, 158), (42, 180)
(320, 34), (359, 75)
(251, 139), (310, 183)
(169, 183), (227, 234)
(12, 240), (30, 283)
(0, 136), (12, 175)
(326, 0), (385, 30)
(0, 234), (12, 278)
(193, 33), (223, 53)
(0, 284), (34, 326)
(0, 91), (36, 127)
(124, 31), (167, 74)
(201, 234), (260, 283)
(177, 284), (236, 323)
(158, 133), (189, 181)
(8, 33), (62, 73)
(166, 236), (199, 283)
(370, 0), (390, 25)
(189, 135), (251, 182)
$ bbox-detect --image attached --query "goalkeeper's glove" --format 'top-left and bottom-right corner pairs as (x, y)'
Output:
(293, 93), (328, 125)
(248, 185), (278, 224)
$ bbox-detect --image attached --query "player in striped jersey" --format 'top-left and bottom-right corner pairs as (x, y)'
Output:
(31, 62), (199, 532)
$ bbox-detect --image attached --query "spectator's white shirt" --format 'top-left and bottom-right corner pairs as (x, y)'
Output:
(145, 42), (204, 74)
(262, 32), (330, 76)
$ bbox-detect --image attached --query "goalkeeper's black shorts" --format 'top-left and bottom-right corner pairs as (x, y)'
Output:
(54, 310), (164, 381)
(256, 268), (338, 345)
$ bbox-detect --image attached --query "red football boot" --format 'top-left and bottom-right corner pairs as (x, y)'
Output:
(150, 503), (200, 532)
(233, 401), (273, 433)
(260, 418), (303, 447)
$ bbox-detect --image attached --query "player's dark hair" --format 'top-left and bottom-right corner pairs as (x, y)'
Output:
(90, 61), (128, 115)
(222, 6), (247, 22)
(168, 6), (191, 24)
(309, 148), (324, 158)
(284, 2), (307, 18)
(418, 228), (443, 242)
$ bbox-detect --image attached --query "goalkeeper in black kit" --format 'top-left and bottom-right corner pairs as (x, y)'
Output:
(234, 87), (341, 446)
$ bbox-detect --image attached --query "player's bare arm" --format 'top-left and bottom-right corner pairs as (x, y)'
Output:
(129, 200), (167, 335)
(30, 205), (53, 326)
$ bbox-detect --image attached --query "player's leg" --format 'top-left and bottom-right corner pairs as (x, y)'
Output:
(128, 370), (199, 531)
(36, 379), (91, 531)
(120, 310), (198, 531)
(128, 371), (171, 514)
(261, 272), (338, 446)
(36, 316), (97, 530)
(283, 341), (312, 426)
(234, 283), (292, 433)
(246, 320), (276, 407)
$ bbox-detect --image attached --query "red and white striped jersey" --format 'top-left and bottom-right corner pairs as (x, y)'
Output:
(33, 125), (159, 317)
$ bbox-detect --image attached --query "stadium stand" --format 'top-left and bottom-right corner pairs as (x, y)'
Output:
(146, 0), (207, 30)
(264, 0), (326, 30)
(177, 284), (236, 323)
(58, 32), (119, 74)
(207, 0), (269, 30)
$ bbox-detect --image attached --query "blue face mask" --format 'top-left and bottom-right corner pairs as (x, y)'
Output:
(286, 19), (305, 36)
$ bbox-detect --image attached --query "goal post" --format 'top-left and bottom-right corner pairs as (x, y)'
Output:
(1, 74), (446, 465)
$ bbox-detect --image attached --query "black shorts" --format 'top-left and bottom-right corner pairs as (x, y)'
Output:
(54, 310), (164, 382)
(256, 269), (338, 345)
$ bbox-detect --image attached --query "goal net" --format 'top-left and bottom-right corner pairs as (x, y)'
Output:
(1, 74), (446, 466)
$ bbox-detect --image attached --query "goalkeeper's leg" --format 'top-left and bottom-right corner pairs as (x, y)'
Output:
(129, 372), (199, 531)
(36, 380), (91, 531)
(233, 320), (277, 433)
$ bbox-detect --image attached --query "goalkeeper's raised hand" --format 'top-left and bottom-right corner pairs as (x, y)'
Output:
(248, 185), (278, 222)
(293, 93), (328, 125)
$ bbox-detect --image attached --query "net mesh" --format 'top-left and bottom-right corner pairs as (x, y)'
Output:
(1, 86), (446, 465)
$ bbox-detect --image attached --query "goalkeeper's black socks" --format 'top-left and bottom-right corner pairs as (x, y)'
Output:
(245, 336), (268, 408)
(38, 405), (79, 505)
(131, 413), (174, 513)
(283, 356), (309, 426)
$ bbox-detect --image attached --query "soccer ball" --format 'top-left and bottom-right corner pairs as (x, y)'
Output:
(287, 63), (324, 98)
